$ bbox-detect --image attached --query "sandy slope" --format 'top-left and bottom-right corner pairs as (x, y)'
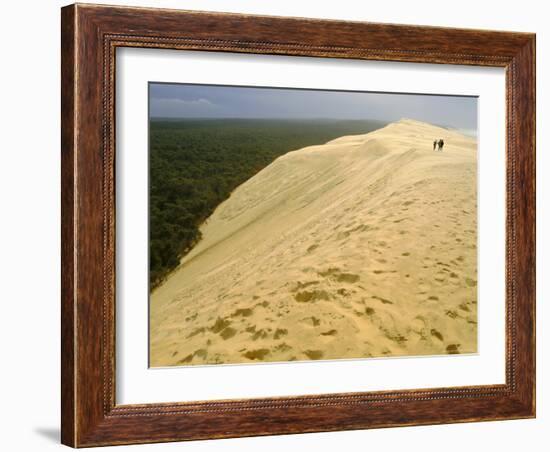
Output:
(150, 119), (478, 367)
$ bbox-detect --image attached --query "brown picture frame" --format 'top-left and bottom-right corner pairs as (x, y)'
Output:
(61, 3), (536, 447)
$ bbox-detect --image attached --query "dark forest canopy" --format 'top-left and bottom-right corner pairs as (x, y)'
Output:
(149, 118), (387, 288)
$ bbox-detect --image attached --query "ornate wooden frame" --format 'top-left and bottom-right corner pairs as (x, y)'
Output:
(61, 3), (535, 447)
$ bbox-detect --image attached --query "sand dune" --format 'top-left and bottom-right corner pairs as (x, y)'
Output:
(149, 118), (477, 367)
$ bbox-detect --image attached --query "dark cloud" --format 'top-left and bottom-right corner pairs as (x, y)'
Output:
(150, 83), (477, 132)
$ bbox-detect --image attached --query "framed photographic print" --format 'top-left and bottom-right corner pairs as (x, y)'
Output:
(61, 3), (536, 447)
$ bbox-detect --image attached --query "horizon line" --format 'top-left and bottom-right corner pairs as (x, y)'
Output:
(148, 116), (477, 132)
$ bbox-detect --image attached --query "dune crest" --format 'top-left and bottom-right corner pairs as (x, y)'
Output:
(150, 119), (477, 366)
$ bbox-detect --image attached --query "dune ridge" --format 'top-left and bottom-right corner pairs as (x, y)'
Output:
(150, 118), (478, 366)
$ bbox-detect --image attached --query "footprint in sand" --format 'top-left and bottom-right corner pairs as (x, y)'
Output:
(300, 316), (321, 327)
(304, 350), (324, 360)
(274, 343), (292, 352)
(186, 327), (206, 339)
(291, 280), (320, 292)
(431, 329), (444, 341)
(220, 327), (237, 340)
(446, 344), (461, 354)
(252, 329), (269, 340)
(242, 349), (270, 360)
(320, 329), (338, 336)
(372, 295), (393, 304)
(273, 328), (288, 340)
(306, 243), (319, 253)
(318, 268), (360, 284)
(177, 348), (208, 365)
(210, 317), (231, 333)
(294, 289), (330, 303)
(231, 307), (254, 317)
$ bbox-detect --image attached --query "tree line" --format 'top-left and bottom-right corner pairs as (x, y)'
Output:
(149, 118), (386, 288)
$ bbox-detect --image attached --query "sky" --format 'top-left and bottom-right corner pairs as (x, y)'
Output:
(149, 83), (477, 133)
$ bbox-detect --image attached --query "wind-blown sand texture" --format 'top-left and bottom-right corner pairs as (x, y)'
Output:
(150, 119), (477, 367)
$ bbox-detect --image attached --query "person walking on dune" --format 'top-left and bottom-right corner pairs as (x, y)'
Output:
(438, 139), (444, 151)
(433, 140), (437, 151)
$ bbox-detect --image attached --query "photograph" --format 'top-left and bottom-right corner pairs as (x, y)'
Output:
(148, 83), (479, 367)
(54, 2), (536, 447)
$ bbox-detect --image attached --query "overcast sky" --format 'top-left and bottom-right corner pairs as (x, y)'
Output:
(150, 83), (477, 132)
